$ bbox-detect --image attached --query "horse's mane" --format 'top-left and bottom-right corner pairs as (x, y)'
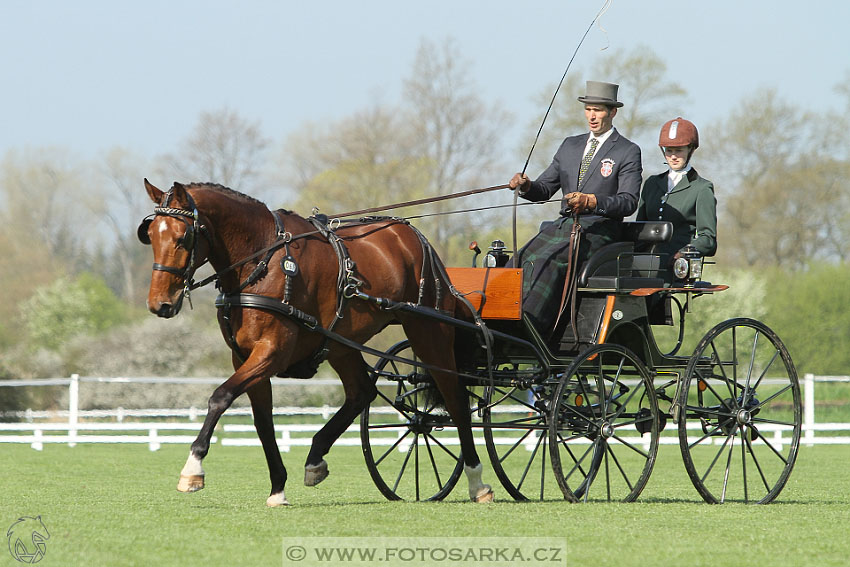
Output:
(184, 182), (266, 208)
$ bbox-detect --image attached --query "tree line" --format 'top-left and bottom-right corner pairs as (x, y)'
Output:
(1, 40), (848, 393)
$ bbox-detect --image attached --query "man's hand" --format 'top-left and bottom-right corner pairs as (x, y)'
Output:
(509, 173), (530, 192)
(565, 192), (597, 213)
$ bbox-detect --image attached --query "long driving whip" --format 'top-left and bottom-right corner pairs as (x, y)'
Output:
(511, 0), (612, 255)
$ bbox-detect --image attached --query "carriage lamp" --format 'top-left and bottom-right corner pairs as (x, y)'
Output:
(673, 245), (703, 287)
(483, 240), (510, 268)
(469, 241), (482, 267)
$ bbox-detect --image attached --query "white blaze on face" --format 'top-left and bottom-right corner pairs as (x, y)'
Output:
(156, 218), (170, 235)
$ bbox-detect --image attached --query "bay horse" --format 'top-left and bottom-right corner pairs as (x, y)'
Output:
(138, 180), (493, 506)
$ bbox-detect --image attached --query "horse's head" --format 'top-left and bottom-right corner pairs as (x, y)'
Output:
(138, 179), (209, 318)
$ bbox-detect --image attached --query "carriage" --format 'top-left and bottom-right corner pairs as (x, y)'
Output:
(360, 221), (801, 504)
(139, 180), (801, 506)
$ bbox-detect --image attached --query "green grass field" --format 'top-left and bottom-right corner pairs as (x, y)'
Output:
(2, 443), (849, 566)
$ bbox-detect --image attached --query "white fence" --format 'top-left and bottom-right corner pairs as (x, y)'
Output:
(0, 374), (848, 451)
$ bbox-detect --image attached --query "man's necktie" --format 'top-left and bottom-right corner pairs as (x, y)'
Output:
(578, 137), (599, 186)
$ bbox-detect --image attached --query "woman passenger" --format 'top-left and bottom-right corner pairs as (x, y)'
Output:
(637, 117), (717, 282)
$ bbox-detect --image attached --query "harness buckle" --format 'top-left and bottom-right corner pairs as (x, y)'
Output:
(343, 283), (362, 299)
(183, 282), (194, 310)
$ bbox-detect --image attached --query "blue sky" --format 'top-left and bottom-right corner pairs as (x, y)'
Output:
(2, 1), (848, 160)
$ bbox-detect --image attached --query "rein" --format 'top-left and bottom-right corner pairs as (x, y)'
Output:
(326, 183), (509, 219)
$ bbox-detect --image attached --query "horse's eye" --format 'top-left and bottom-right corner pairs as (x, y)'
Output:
(176, 231), (194, 250)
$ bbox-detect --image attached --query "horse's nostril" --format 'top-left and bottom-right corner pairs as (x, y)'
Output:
(156, 303), (174, 318)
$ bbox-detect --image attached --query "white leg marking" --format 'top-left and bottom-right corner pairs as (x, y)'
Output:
(464, 463), (494, 502)
(266, 491), (290, 507)
(177, 452), (205, 492)
(180, 452), (205, 476)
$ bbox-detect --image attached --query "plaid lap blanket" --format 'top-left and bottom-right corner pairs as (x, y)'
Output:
(514, 217), (621, 333)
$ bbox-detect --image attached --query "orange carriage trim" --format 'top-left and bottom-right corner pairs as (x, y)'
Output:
(629, 284), (729, 297)
(446, 267), (522, 320)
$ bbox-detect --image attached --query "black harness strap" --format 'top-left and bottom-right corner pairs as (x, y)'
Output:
(236, 210), (289, 292)
(217, 293), (318, 327)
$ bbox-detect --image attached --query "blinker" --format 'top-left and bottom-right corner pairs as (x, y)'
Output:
(137, 217), (154, 245)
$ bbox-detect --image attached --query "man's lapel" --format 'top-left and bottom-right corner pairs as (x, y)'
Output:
(578, 130), (619, 190)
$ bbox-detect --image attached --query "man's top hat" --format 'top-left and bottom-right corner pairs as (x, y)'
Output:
(577, 81), (624, 108)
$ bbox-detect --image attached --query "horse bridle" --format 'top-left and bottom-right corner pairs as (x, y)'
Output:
(137, 191), (207, 307)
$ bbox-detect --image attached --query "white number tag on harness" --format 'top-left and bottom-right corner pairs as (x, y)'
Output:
(281, 255), (299, 276)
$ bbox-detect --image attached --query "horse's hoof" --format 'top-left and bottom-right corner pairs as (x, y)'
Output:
(177, 474), (205, 493)
(472, 486), (495, 503)
(304, 460), (329, 486)
(266, 492), (290, 507)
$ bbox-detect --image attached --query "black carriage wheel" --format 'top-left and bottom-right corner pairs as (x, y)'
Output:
(677, 318), (801, 504)
(482, 377), (565, 501)
(549, 344), (660, 503)
(360, 340), (464, 501)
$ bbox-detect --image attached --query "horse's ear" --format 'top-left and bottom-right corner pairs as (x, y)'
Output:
(144, 178), (164, 204)
(171, 181), (189, 204)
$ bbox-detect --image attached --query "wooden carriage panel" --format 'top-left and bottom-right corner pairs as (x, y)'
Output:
(446, 267), (522, 320)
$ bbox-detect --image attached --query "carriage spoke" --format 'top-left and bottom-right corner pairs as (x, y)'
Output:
(392, 436), (417, 494)
(698, 378), (738, 414)
(720, 432), (736, 503)
(741, 430), (748, 502)
(744, 433), (773, 492)
(414, 434), (421, 500)
(751, 416), (796, 428)
(752, 431), (791, 465)
(538, 436), (548, 501)
(611, 434), (651, 459)
(601, 357), (625, 417)
(575, 373), (600, 423)
(608, 445), (635, 493)
(557, 433), (596, 484)
(744, 349), (780, 406)
(423, 435), (444, 492)
(495, 429), (534, 465)
(423, 432), (461, 462)
(709, 340), (736, 400)
(515, 431), (546, 493)
(699, 430), (734, 484)
(375, 429), (413, 467)
(753, 383), (794, 410)
(687, 417), (731, 450)
(743, 331), (759, 402)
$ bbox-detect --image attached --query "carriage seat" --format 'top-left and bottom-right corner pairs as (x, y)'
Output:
(578, 221), (673, 289)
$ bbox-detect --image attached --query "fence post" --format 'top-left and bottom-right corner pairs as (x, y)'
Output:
(804, 373), (815, 446)
(149, 428), (160, 452)
(32, 428), (43, 452)
(69, 374), (80, 448)
(279, 428), (291, 453)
